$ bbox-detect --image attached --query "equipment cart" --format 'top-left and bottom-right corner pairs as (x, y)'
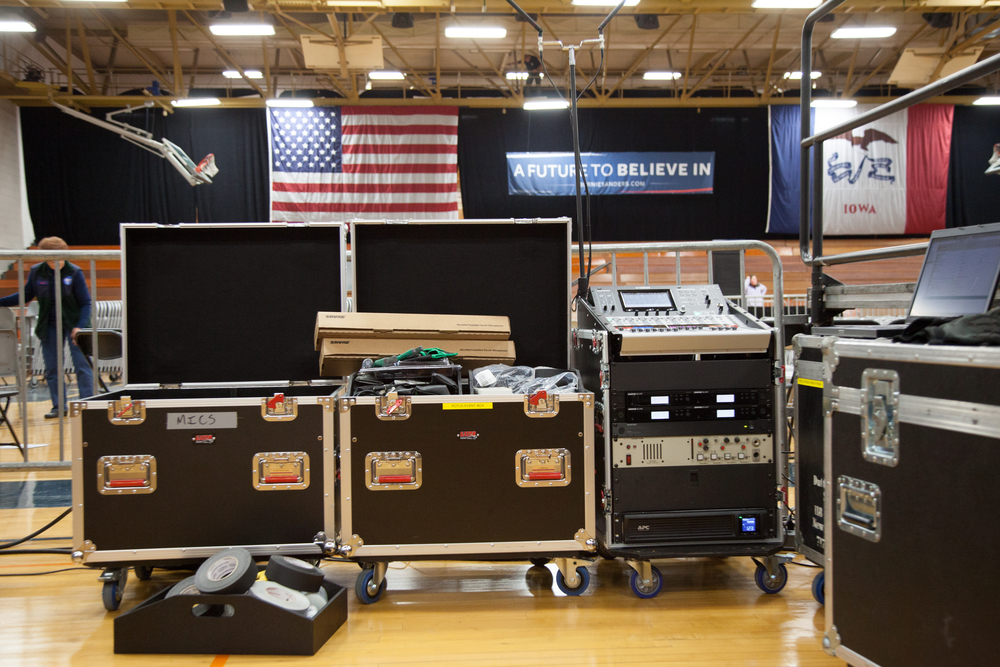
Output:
(333, 218), (598, 602)
(71, 223), (346, 610)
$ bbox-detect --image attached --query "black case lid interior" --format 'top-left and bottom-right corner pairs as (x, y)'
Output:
(352, 221), (568, 368)
(124, 225), (343, 384)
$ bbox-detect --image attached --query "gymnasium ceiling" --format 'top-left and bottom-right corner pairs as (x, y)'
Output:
(0, 0), (999, 108)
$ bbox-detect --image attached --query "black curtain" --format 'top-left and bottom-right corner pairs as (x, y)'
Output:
(947, 105), (1000, 229)
(457, 107), (771, 241)
(20, 106), (269, 245)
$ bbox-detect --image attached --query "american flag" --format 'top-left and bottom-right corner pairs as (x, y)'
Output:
(268, 106), (459, 222)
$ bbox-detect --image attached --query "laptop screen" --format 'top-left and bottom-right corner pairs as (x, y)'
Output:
(908, 224), (1000, 319)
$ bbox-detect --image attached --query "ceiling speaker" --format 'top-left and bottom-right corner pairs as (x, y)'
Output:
(391, 13), (414, 29)
(635, 14), (660, 30)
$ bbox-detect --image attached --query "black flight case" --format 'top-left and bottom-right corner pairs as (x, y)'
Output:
(820, 337), (1000, 666)
(792, 334), (828, 604)
(70, 222), (346, 611)
(333, 218), (598, 603)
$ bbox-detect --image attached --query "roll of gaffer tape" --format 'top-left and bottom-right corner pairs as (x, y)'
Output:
(265, 555), (326, 593)
(194, 548), (258, 595)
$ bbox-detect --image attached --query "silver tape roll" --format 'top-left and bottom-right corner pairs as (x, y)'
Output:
(250, 580), (311, 612)
(306, 591), (327, 609)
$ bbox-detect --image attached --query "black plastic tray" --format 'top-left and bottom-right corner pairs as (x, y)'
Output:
(114, 579), (347, 655)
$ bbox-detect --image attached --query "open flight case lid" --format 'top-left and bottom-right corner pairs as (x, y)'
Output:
(121, 223), (347, 385)
(351, 218), (571, 369)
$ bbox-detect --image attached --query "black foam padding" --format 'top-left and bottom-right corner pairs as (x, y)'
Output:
(265, 556), (325, 593)
(352, 221), (569, 369)
(194, 548), (257, 594)
(123, 225), (343, 384)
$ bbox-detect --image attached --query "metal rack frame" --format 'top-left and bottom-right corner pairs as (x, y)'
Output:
(799, 0), (1000, 326)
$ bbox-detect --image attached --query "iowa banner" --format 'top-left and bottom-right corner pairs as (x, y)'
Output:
(268, 106), (459, 222)
(768, 104), (953, 235)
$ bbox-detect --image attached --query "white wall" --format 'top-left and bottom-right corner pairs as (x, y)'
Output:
(0, 99), (35, 249)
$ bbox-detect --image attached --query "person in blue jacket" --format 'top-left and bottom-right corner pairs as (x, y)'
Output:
(0, 236), (94, 418)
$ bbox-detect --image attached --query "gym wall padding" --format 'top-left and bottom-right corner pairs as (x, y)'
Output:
(456, 107), (772, 242)
(19, 106), (269, 245)
(947, 105), (1000, 229)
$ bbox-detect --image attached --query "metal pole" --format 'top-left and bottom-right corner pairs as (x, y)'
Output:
(812, 136), (827, 325)
(54, 259), (64, 461)
(90, 260), (99, 394)
(569, 47), (586, 299)
(17, 260), (27, 462)
(799, 0), (847, 268)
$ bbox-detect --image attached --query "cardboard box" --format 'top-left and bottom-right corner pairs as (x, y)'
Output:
(320, 338), (516, 377)
(315, 312), (510, 349)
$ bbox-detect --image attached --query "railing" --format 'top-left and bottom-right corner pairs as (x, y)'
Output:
(798, 0), (1000, 324)
(0, 249), (120, 470)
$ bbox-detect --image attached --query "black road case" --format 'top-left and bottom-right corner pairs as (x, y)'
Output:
(792, 334), (828, 604)
(336, 218), (597, 602)
(573, 285), (787, 599)
(822, 338), (1000, 666)
(70, 223), (346, 610)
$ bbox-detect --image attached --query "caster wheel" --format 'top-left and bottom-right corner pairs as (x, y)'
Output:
(555, 566), (590, 596)
(354, 568), (386, 604)
(754, 563), (788, 594)
(133, 565), (153, 581)
(529, 558), (550, 567)
(629, 566), (663, 599)
(812, 570), (825, 605)
(102, 581), (123, 611)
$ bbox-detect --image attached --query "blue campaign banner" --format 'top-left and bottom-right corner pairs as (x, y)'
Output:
(507, 151), (715, 196)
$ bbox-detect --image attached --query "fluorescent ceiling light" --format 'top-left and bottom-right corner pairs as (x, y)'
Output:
(327, 0), (384, 5)
(643, 71), (682, 80)
(784, 71), (822, 80)
(811, 99), (858, 108)
(973, 96), (1000, 105)
(266, 99), (315, 108)
(171, 98), (222, 107)
(523, 99), (570, 111)
(210, 24), (275, 36)
(751, 0), (820, 8)
(572, 0), (640, 5)
(368, 71), (405, 80)
(61, 0), (128, 2)
(445, 26), (507, 39)
(0, 20), (35, 32)
(223, 70), (263, 79)
(832, 27), (897, 39)
(506, 71), (545, 80)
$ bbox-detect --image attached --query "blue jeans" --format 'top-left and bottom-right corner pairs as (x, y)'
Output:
(41, 329), (94, 409)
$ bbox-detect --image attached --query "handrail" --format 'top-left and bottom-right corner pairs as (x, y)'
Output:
(810, 241), (928, 267)
(797, 0), (1000, 325)
(799, 0), (846, 268)
(803, 53), (1000, 149)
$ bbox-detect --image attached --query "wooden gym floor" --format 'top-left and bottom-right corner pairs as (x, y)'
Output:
(0, 383), (840, 667)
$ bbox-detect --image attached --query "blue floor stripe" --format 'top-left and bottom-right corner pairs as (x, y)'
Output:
(0, 480), (72, 509)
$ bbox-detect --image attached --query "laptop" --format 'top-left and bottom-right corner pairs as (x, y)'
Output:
(812, 222), (1000, 339)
